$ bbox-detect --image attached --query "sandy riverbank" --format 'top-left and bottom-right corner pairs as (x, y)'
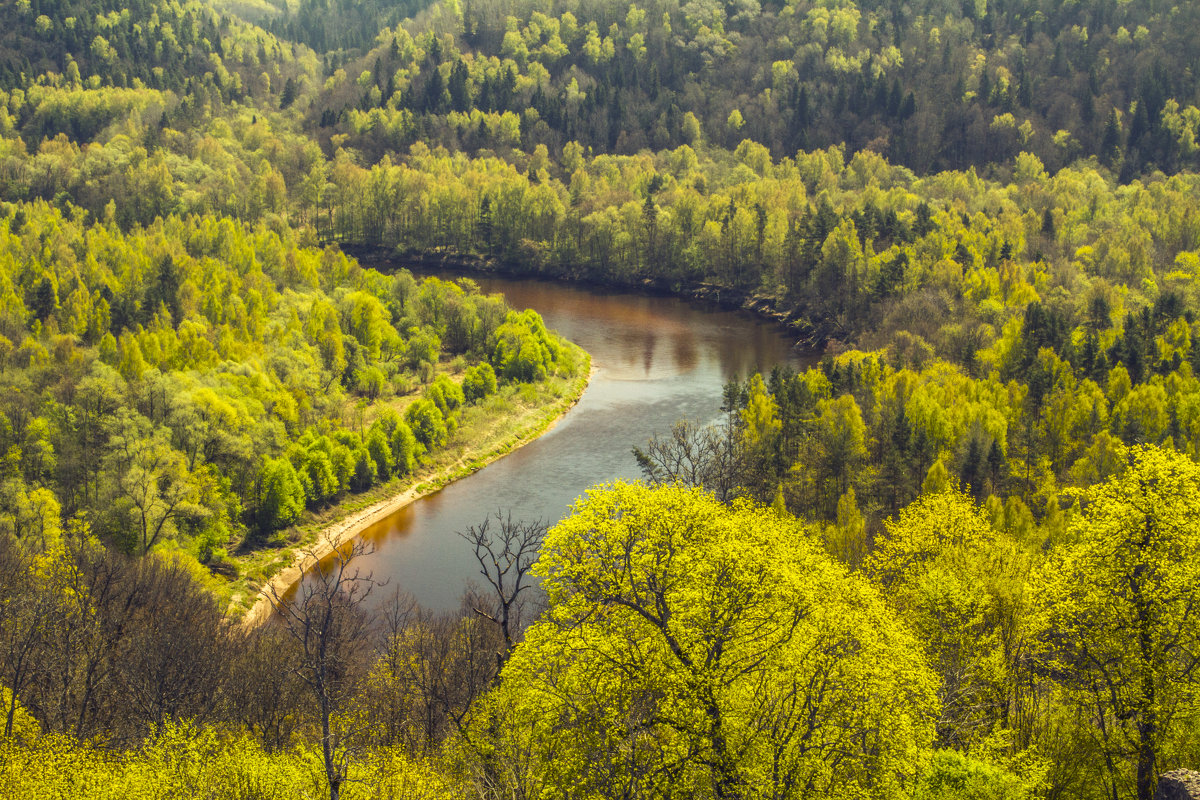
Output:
(241, 364), (593, 629)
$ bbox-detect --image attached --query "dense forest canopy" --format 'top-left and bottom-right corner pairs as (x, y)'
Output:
(0, 0), (1199, 798)
(298, 0), (1200, 176)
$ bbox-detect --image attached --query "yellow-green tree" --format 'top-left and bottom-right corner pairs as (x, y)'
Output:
(869, 490), (1030, 750)
(478, 482), (937, 800)
(738, 373), (781, 498)
(1032, 446), (1200, 800)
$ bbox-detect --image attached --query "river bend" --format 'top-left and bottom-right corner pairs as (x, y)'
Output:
(346, 272), (816, 611)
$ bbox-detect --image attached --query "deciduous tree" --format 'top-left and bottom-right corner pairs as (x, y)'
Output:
(1033, 446), (1200, 800)
(479, 483), (937, 800)
(270, 536), (382, 800)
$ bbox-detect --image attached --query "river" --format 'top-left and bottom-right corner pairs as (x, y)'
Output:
(345, 272), (818, 612)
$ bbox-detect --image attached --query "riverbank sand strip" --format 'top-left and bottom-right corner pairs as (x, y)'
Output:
(241, 366), (594, 629)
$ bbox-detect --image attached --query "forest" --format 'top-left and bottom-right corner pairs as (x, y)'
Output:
(1, 0), (1199, 798)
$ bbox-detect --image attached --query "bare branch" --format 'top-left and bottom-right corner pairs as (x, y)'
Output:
(633, 419), (742, 502)
(457, 511), (546, 667)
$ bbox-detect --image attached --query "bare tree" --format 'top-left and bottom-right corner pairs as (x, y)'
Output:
(46, 540), (130, 741)
(270, 536), (382, 800)
(0, 535), (51, 738)
(224, 625), (309, 752)
(633, 418), (743, 502)
(368, 589), (502, 753)
(4, 538), (230, 746)
(458, 512), (546, 665)
(112, 557), (229, 743)
(366, 590), (422, 749)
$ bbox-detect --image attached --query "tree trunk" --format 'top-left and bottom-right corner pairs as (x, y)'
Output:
(321, 689), (341, 800)
(1136, 672), (1157, 800)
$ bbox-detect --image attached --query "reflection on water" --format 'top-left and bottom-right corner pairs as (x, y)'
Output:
(311, 273), (818, 612)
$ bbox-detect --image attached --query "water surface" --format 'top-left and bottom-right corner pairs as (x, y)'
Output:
(347, 273), (817, 611)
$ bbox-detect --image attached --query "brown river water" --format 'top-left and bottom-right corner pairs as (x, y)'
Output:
(311, 271), (818, 612)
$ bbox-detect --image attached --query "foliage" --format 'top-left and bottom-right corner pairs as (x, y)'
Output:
(461, 362), (497, 402)
(0, 722), (463, 799)
(404, 399), (448, 450)
(5, 0), (1200, 797)
(0, 200), (577, 569)
(305, 0), (1200, 180)
(869, 490), (1030, 750)
(916, 748), (1043, 800)
(258, 457), (306, 533)
(0, 684), (40, 741)
(479, 482), (938, 799)
(1031, 447), (1200, 800)
(425, 373), (464, 416)
(491, 309), (563, 383)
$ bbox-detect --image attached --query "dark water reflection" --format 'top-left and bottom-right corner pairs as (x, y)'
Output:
(336, 273), (818, 612)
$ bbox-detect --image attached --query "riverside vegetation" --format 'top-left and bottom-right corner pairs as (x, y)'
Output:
(2, 0), (1200, 798)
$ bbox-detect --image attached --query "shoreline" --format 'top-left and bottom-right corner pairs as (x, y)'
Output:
(338, 245), (832, 350)
(240, 362), (593, 629)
